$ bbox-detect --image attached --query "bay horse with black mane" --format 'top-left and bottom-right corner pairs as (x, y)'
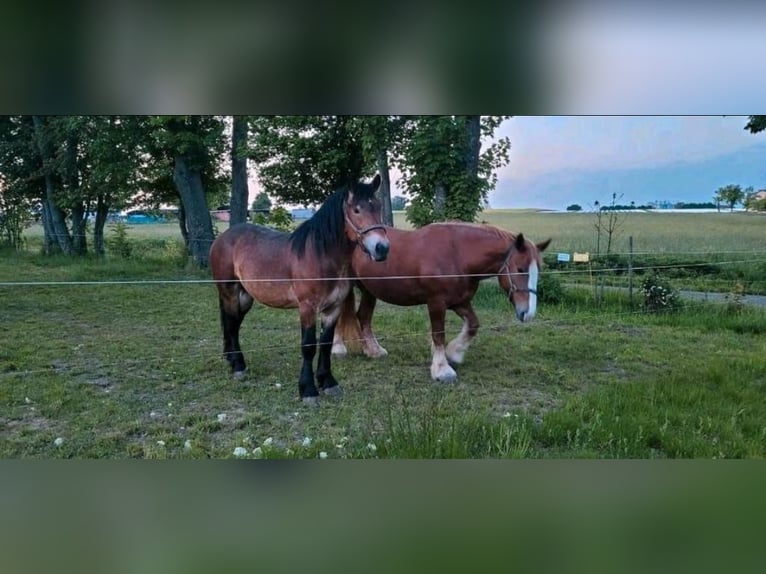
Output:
(209, 174), (390, 404)
(332, 222), (550, 383)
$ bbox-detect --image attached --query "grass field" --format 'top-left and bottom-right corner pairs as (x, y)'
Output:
(2, 212), (765, 458)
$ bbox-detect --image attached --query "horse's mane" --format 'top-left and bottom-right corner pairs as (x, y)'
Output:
(290, 179), (378, 259)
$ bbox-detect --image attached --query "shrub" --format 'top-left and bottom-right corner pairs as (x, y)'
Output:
(107, 222), (132, 258)
(538, 272), (564, 304)
(640, 274), (681, 313)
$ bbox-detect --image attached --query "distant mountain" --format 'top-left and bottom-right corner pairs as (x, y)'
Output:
(493, 141), (766, 210)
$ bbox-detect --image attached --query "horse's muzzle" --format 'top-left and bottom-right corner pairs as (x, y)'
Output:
(372, 241), (389, 261)
(362, 234), (390, 262)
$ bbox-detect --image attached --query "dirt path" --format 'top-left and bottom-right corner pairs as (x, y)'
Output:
(565, 285), (766, 307)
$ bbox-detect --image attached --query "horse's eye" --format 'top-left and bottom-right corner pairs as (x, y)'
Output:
(354, 206), (361, 214)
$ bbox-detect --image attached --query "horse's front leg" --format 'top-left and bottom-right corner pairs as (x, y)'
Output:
(428, 301), (457, 383)
(446, 303), (480, 367)
(357, 285), (387, 358)
(298, 304), (321, 405)
(316, 306), (343, 398)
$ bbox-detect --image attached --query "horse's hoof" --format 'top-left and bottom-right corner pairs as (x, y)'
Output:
(322, 385), (344, 398)
(434, 372), (458, 384)
(233, 370), (247, 380)
(302, 396), (320, 407)
(331, 343), (348, 358)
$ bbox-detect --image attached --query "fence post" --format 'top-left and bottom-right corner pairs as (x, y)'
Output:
(628, 235), (634, 308)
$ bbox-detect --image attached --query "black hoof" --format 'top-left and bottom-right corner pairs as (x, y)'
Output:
(233, 369), (247, 380)
(302, 396), (320, 407)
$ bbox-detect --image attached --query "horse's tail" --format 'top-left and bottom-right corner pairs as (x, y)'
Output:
(334, 286), (363, 355)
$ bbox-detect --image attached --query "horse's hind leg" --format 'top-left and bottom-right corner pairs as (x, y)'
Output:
(428, 301), (457, 383)
(446, 303), (480, 366)
(218, 283), (253, 377)
(357, 286), (388, 358)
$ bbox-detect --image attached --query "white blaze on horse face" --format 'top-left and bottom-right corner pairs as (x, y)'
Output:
(525, 260), (539, 321)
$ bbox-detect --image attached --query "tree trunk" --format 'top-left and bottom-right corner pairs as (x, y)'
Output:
(32, 115), (73, 255)
(93, 194), (109, 257)
(229, 115), (249, 226)
(376, 148), (393, 226)
(434, 183), (447, 221)
(70, 202), (88, 255)
(173, 154), (215, 267)
(177, 202), (189, 248)
(65, 132), (88, 255)
(464, 115), (481, 179)
(40, 200), (61, 255)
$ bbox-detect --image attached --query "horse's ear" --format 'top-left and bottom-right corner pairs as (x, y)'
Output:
(514, 233), (526, 251)
(346, 189), (355, 204)
(371, 173), (381, 192)
(536, 238), (552, 252)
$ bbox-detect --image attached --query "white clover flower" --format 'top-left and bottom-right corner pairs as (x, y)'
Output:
(367, 443), (377, 452)
(217, 413), (227, 422)
(503, 412), (512, 418)
(263, 437), (274, 447)
(253, 446), (263, 459)
(184, 440), (192, 450)
(25, 397), (32, 404)
(53, 437), (65, 447)
(319, 451), (328, 459)
(275, 383), (282, 389)
(302, 437), (312, 447)
(233, 447), (248, 458)
(149, 411), (159, 418)
(156, 440), (166, 447)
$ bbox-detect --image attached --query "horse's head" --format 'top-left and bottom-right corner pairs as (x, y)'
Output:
(498, 233), (551, 323)
(344, 173), (390, 262)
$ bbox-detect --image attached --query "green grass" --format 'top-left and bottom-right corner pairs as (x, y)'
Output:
(2, 241), (765, 459)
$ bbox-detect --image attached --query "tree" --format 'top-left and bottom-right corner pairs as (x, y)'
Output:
(395, 116), (510, 227)
(592, 193), (627, 256)
(248, 116), (369, 206)
(745, 116), (766, 133)
(391, 196), (407, 210)
(147, 116), (227, 266)
(229, 115), (249, 226)
(566, 204), (582, 212)
(714, 184), (745, 212)
(744, 189), (766, 211)
(252, 192), (272, 213)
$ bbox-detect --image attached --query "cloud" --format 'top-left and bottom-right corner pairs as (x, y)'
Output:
(497, 116), (759, 183)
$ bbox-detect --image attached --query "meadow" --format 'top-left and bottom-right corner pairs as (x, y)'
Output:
(1, 210), (765, 459)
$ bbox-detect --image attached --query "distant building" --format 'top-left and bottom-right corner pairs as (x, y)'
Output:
(291, 208), (316, 220)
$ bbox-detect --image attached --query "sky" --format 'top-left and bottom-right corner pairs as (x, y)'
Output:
(489, 116), (766, 210)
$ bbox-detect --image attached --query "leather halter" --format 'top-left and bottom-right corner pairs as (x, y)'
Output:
(344, 211), (387, 241)
(500, 244), (538, 298)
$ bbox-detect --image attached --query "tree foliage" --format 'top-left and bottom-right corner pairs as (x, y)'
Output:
(395, 116), (510, 227)
(248, 116), (369, 206)
(391, 196), (407, 210)
(714, 184), (747, 212)
(745, 116), (766, 134)
(252, 192), (272, 212)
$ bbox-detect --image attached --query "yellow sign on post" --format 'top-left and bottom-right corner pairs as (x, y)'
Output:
(573, 252), (590, 263)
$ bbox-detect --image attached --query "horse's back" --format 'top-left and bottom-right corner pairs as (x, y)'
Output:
(210, 223), (290, 281)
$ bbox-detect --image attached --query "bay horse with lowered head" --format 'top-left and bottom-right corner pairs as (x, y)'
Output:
(332, 222), (550, 383)
(209, 174), (390, 404)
